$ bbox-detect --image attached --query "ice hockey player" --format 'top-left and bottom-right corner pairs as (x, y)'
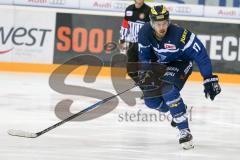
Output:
(119, 0), (152, 85)
(137, 5), (221, 149)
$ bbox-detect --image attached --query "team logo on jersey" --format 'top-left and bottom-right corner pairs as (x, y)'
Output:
(126, 11), (133, 16)
(139, 13), (145, 19)
(164, 43), (176, 50)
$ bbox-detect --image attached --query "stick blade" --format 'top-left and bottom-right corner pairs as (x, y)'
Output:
(8, 129), (38, 138)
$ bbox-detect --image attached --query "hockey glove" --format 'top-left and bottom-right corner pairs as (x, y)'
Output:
(139, 70), (152, 83)
(203, 75), (221, 100)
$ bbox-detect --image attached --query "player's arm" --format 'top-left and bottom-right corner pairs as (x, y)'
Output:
(138, 27), (153, 66)
(182, 33), (212, 78)
(181, 31), (221, 100)
(119, 9), (130, 53)
(137, 27), (158, 86)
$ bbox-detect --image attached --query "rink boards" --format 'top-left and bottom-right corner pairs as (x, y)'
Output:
(0, 5), (239, 83)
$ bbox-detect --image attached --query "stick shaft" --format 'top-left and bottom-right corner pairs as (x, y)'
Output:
(35, 85), (137, 137)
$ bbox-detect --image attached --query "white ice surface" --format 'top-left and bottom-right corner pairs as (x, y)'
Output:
(0, 72), (240, 160)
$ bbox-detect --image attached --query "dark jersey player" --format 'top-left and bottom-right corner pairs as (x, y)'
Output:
(138, 5), (221, 149)
(119, 0), (152, 83)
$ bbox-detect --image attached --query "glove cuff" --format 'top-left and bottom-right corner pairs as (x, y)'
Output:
(203, 75), (219, 84)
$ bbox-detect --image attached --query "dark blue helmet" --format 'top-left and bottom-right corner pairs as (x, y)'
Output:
(149, 5), (169, 22)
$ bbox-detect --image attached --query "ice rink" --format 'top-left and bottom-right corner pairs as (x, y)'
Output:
(1, 71), (240, 160)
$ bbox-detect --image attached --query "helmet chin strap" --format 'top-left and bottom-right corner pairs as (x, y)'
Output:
(150, 20), (154, 29)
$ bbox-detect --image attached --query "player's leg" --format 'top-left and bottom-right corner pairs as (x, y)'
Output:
(144, 96), (169, 113)
(161, 61), (194, 149)
(140, 63), (172, 121)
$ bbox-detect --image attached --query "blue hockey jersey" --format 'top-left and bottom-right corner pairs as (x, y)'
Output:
(138, 23), (213, 78)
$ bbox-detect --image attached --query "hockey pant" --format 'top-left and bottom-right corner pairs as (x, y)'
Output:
(143, 61), (193, 130)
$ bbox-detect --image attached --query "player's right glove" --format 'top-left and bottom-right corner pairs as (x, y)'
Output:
(138, 70), (156, 89)
(203, 75), (221, 100)
(138, 70), (165, 92)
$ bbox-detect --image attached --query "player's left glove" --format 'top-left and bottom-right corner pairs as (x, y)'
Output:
(203, 75), (221, 100)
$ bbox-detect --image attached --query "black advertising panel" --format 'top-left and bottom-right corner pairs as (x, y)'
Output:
(54, 13), (122, 66)
(175, 21), (240, 74)
(54, 13), (240, 74)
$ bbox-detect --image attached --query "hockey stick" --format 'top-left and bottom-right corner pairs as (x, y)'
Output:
(8, 84), (137, 138)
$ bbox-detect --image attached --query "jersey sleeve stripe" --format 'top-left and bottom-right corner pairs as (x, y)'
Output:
(182, 33), (196, 51)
